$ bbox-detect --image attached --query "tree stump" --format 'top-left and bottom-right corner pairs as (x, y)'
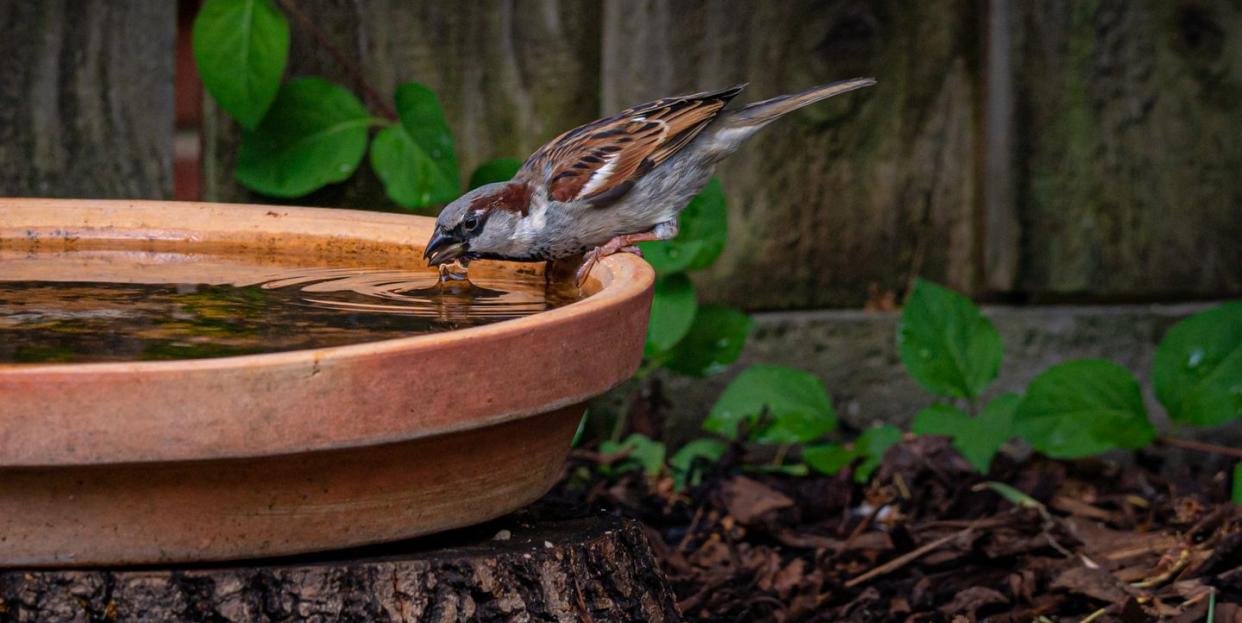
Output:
(0, 508), (680, 622)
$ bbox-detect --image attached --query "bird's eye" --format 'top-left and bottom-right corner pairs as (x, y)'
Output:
(462, 214), (480, 232)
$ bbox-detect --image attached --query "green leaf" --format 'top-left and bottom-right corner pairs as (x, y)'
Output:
(913, 394), (1019, 473)
(705, 364), (835, 444)
(639, 240), (705, 275)
(803, 443), (857, 476)
(1232, 463), (1242, 506)
(192, 0), (289, 129)
(371, 83), (459, 210)
(469, 158), (523, 189)
(236, 78), (372, 197)
(638, 179), (727, 274)
(646, 273), (698, 355)
(974, 481), (1043, 510)
(571, 412), (587, 448)
(600, 434), (666, 477)
(370, 127), (440, 213)
(1014, 360), (1155, 459)
(898, 279), (1003, 399)
(803, 425), (902, 483)
(912, 403), (971, 436)
(969, 393), (1019, 470)
(1153, 302), (1242, 427)
(854, 425), (902, 482)
(670, 438), (728, 490)
(663, 305), (753, 376)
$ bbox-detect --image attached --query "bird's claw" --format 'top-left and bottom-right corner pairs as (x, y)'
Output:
(574, 242), (645, 287)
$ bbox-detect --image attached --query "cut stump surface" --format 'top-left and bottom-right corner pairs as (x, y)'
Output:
(0, 509), (680, 622)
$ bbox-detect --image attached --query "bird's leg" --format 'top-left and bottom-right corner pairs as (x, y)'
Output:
(576, 220), (679, 285)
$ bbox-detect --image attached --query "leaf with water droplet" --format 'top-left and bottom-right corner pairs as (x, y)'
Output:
(898, 279), (1003, 398)
(1153, 302), (1242, 427)
(236, 78), (371, 197)
(371, 83), (459, 212)
(1188, 348), (1205, 369)
(663, 305), (752, 377)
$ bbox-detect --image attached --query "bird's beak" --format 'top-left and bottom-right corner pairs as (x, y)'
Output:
(423, 227), (467, 266)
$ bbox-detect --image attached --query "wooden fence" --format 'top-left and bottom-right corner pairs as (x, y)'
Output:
(3, 0), (1239, 309)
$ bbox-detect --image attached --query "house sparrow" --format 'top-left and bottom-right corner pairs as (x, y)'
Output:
(424, 78), (876, 284)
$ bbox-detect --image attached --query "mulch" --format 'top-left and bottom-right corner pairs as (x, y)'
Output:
(550, 436), (1242, 622)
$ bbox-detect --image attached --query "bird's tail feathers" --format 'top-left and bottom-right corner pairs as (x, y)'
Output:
(726, 77), (876, 128)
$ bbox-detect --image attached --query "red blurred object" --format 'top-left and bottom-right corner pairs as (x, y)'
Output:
(174, 0), (202, 201)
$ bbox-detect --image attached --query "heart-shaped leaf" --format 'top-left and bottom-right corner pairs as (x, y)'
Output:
(898, 279), (1002, 398)
(1014, 360), (1154, 458)
(1153, 302), (1242, 427)
(638, 178), (727, 274)
(646, 273), (698, 355)
(236, 78), (371, 197)
(663, 305), (753, 377)
(469, 158), (523, 189)
(192, 0), (289, 129)
(371, 83), (459, 210)
(706, 364), (835, 444)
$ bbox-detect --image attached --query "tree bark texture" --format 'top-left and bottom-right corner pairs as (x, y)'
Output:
(0, 1), (174, 199)
(0, 512), (680, 623)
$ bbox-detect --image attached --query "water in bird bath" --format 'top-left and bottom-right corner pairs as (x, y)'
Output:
(0, 247), (579, 364)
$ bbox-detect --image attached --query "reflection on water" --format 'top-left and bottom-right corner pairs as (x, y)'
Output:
(0, 249), (579, 363)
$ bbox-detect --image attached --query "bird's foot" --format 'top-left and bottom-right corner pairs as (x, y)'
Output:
(575, 235), (655, 286)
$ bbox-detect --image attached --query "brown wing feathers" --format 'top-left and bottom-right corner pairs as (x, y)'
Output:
(523, 85), (745, 206)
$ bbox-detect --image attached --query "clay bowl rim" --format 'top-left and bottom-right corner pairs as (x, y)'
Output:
(0, 199), (654, 467)
(0, 198), (654, 377)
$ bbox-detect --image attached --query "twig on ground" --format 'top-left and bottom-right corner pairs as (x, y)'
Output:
(1158, 436), (1242, 460)
(677, 507), (705, 553)
(845, 525), (975, 588)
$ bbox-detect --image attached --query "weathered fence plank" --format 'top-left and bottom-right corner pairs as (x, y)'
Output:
(602, 0), (984, 309)
(202, 0), (601, 210)
(0, 1), (175, 199)
(195, 1), (1242, 305)
(1011, 0), (1242, 299)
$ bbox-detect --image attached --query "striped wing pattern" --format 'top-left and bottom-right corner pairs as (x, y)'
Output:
(520, 85), (745, 206)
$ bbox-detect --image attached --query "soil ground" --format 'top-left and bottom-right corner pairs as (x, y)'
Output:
(549, 436), (1242, 622)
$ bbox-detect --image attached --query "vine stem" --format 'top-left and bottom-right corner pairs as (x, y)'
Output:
(276, 0), (399, 121)
(1157, 436), (1242, 460)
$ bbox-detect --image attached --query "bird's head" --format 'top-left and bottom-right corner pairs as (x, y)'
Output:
(423, 181), (534, 266)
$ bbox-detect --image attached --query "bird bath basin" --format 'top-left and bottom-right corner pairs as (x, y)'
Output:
(0, 199), (653, 566)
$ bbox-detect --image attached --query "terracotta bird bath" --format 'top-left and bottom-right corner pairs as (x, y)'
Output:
(0, 199), (653, 566)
